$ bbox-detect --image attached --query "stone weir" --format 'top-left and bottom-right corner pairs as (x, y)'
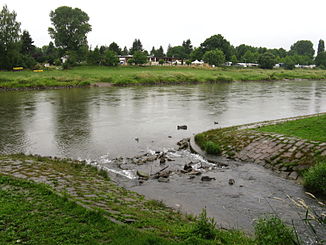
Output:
(191, 113), (326, 183)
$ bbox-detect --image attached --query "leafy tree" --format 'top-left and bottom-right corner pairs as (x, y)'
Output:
(242, 50), (259, 63)
(290, 54), (313, 65)
(167, 46), (187, 62)
(103, 50), (119, 66)
(87, 46), (102, 65)
(0, 5), (21, 69)
(258, 52), (276, 69)
(156, 46), (165, 57)
(122, 46), (129, 55)
(201, 34), (232, 60)
(235, 44), (257, 60)
(230, 55), (238, 64)
(190, 47), (204, 61)
(182, 39), (193, 57)
(315, 51), (326, 68)
(129, 39), (143, 55)
(282, 56), (296, 70)
(20, 30), (35, 55)
(202, 49), (225, 66)
(289, 40), (315, 58)
(48, 6), (92, 53)
(99, 45), (107, 55)
(108, 42), (121, 55)
(42, 41), (58, 65)
(150, 46), (155, 56)
(317, 39), (325, 55)
(150, 46), (165, 57)
(129, 51), (147, 65)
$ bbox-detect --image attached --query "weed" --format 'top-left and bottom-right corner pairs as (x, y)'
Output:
(254, 215), (299, 245)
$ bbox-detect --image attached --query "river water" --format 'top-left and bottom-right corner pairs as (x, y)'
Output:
(1, 80), (325, 159)
(0, 80), (326, 242)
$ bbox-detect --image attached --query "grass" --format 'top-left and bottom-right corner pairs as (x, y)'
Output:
(0, 154), (255, 244)
(256, 114), (326, 142)
(303, 160), (326, 195)
(254, 215), (299, 245)
(0, 175), (180, 244)
(1, 65), (326, 89)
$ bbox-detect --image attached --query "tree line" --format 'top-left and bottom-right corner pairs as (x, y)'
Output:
(1, 5), (326, 70)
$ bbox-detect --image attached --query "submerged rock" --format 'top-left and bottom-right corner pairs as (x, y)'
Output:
(201, 176), (216, 181)
(177, 125), (187, 130)
(228, 179), (235, 185)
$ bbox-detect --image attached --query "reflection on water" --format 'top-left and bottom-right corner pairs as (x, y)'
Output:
(0, 80), (326, 159)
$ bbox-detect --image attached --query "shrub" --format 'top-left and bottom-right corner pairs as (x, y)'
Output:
(304, 161), (326, 195)
(254, 216), (298, 245)
(205, 141), (221, 155)
(190, 208), (217, 240)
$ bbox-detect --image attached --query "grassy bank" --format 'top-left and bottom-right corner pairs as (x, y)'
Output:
(195, 114), (326, 194)
(1, 66), (326, 89)
(256, 114), (326, 142)
(0, 154), (255, 244)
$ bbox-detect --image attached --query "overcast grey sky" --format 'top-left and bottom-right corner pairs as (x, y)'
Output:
(2, 0), (325, 52)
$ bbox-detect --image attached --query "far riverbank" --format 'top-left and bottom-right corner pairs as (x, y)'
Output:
(1, 66), (326, 90)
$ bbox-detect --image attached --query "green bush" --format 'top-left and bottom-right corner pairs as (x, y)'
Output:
(204, 141), (221, 155)
(254, 216), (298, 245)
(304, 161), (326, 195)
(189, 208), (217, 240)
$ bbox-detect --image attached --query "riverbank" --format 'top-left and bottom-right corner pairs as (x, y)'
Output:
(0, 154), (256, 244)
(1, 66), (326, 90)
(194, 113), (326, 191)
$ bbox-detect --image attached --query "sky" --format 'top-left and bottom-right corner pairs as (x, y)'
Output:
(1, 0), (326, 52)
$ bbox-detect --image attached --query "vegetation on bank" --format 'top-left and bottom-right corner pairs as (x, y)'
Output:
(195, 114), (326, 195)
(0, 154), (256, 244)
(256, 114), (326, 142)
(1, 66), (326, 89)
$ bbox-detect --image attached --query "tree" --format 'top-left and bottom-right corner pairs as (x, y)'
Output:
(0, 5), (21, 69)
(242, 50), (259, 63)
(129, 51), (147, 65)
(103, 50), (119, 66)
(315, 51), (326, 68)
(289, 40), (315, 58)
(20, 30), (35, 55)
(201, 34), (232, 60)
(122, 46), (129, 55)
(48, 6), (92, 53)
(108, 42), (121, 55)
(202, 49), (225, 66)
(190, 47), (204, 61)
(87, 46), (102, 65)
(43, 42), (59, 65)
(317, 39), (325, 55)
(129, 39), (143, 55)
(258, 52), (276, 69)
(182, 39), (193, 57)
(282, 56), (296, 70)
(230, 55), (238, 64)
(167, 46), (187, 62)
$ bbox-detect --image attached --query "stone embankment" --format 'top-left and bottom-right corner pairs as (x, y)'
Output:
(193, 114), (326, 183)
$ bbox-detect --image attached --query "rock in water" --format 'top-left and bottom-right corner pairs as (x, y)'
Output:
(201, 176), (216, 181)
(177, 125), (187, 130)
(228, 179), (235, 185)
(137, 170), (149, 180)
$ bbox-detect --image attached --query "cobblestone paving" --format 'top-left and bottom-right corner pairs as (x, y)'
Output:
(0, 155), (185, 231)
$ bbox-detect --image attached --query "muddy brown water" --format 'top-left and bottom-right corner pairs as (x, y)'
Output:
(0, 80), (326, 243)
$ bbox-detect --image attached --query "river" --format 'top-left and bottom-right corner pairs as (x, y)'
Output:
(0, 80), (326, 243)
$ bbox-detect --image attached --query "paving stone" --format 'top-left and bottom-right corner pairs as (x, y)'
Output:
(288, 171), (299, 180)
